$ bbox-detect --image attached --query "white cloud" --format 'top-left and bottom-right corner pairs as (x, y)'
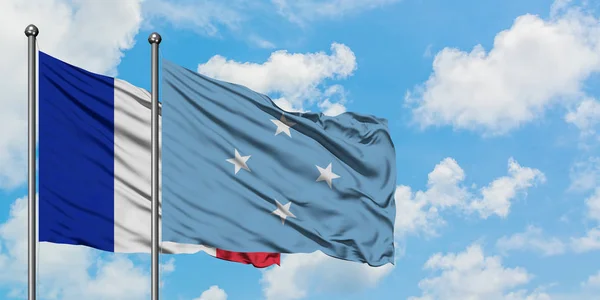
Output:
(582, 270), (600, 289)
(504, 290), (553, 300)
(143, 0), (396, 46)
(394, 185), (445, 238)
(409, 244), (549, 300)
(194, 285), (228, 300)
(550, 0), (574, 17)
(160, 257), (176, 274)
(469, 158), (546, 218)
(0, 0), (143, 189)
(197, 43), (357, 114)
(272, 98), (305, 114)
(395, 157), (545, 237)
(406, 4), (600, 135)
(0, 196), (149, 299)
(394, 157), (467, 237)
(569, 156), (600, 192)
(159, 257), (176, 288)
(272, 0), (401, 24)
(571, 228), (600, 253)
(248, 34), (277, 49)
(317, 85), (348, 116)
(318, 99), (347, 116)
(260, 251), (393, 300)
(423, 44), (433, 58)
(535, 270), (600, 299)
(144, 0), (401, 36)
(143, 0), (244, 36)
(496, 226), (566, 256)
(570, 186), (600, 253)
(585, 187), (600, 222)
(565, 97), (600, 138)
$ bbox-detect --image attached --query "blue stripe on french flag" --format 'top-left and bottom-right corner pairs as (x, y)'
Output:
(38, 51), (279, 267)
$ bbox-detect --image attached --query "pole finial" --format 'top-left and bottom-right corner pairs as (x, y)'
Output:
(148, 32), (162, 44)
(24, 24), (39, 37)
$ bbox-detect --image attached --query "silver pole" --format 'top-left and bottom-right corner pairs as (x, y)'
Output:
(148, 32), (162, 300)
(25, 24), (38, 300)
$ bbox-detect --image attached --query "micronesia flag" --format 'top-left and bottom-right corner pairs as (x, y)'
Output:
(38, 52), (279, 268)
(161, 60), (397, 266)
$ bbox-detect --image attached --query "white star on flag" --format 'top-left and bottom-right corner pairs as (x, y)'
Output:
(272, 199), (296, 225)
(271, 114), (296, 137)
(226, 149), (251, 174)
(316, 163), (340, 188)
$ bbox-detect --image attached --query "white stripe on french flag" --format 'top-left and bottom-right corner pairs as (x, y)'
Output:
(38, 51), (279, 268)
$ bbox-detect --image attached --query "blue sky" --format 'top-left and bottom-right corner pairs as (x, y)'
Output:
(1, 0), (600, 299)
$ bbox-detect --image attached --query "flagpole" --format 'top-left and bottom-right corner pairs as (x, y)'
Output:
(25, 24), (39, 300)
(149, 32), (162, 300)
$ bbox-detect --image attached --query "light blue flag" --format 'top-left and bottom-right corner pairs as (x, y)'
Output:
(161, 60), (397, 266)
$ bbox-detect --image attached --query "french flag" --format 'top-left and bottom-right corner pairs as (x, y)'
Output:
(38, 51), (279, 268)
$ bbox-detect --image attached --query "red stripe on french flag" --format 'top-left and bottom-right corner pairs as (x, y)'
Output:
(215, 249), (280, 268)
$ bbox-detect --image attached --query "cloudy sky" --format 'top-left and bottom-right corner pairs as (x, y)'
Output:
(1, 0), (600, 299)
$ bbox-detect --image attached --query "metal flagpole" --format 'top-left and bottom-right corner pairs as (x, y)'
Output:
(25, 24), (39, 300)
(148, 32), (162, 300)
